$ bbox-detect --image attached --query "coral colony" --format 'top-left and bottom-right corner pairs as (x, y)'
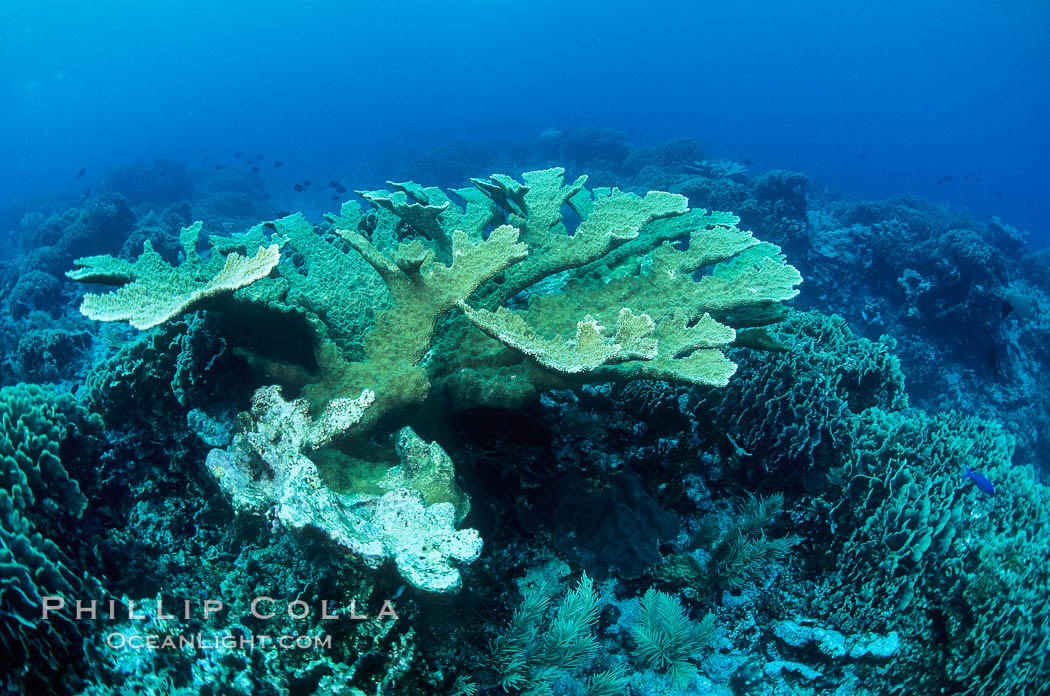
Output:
(4, 148), (1049, 695)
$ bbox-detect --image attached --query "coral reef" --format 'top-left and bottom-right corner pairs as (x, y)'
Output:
(632, 588), (714, 687)
(97, 158), (195, 207)
(812, 407), (1048, 695)
(11, 328), (92, 383)
(519, 468), (680, 580)
(705, 310), (907, 491)
(68, 221), (279, 330)
(8, 270), (62, 319)
(69, 167), (802, 593)
(205, 386), (480, 593)
(623, 137), (705, 175)
(4, 133), (1050, 696)
(664, 492), (800, 595)
(490, 569), (629, 695)
(537, 127), (633, 170)
(19, 193), (136, 276)
(0, 384), (101, 695)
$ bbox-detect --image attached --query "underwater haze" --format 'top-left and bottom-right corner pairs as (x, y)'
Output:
(5, 2), (1050, 696)
(3, 0), (1049, 238)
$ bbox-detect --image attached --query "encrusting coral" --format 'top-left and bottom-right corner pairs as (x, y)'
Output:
(69, 167), (802, 592)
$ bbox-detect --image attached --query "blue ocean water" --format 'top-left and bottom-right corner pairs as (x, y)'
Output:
(2, 0), (1048, 239)
(5, 3), (1050, 695)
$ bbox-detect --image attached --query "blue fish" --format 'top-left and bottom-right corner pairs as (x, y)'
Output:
(964, 468), (995, 495)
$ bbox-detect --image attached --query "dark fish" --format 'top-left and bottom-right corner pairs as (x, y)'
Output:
(75, 168), (86, 179)
(937, 177), (943, 185)
(859, 152), (868, 159)
(331, 194), (339, 200)
(742, 158), (753, 166)
(302, 179), (312, 187)
(963, 174), (969, 180)
(276, 211), (290, 217)
(215, 164), (225, 170)
(336, 185), (347, 194)
(82, 188), (90, 199)
(235, 151), (243, 158)
(329, 180), (339, 188)
(251, 166), (260, 173)
(995, 191), (1004, 197)
(944, 175), (953, 182)
(975, 176), (982, 182)
(964, 468), (995, 495)
(255, 153), (264, 161)
(294, 184), (304, 192)
(273, 161), (284, 168)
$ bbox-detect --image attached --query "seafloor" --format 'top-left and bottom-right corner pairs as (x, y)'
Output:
(2, 128), (1047, 695)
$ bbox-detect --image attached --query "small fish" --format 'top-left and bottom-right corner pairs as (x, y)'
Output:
(82, 187), (90, 199)
(235, 151), (243, 158)
(944, 175), (953, 182)
(963, 174), (969, 180)
(302, 179), (312, 187)
(273, 160), (283, 168)
(937, 177), (943, 185)
(254, 153), (264, 161)
(964, 468), (995, 495)
(330, 194), (339, 200)
(215, 164), (225, 170)
(251, 166), (260, 173)
(335, 185), (347, 194)
(294, 183), (304, 192)
(75, 168), (86, 179)
(742, 158), (753, 166)
(995, 191), (1004, 197)
(974, 176), (982, 182)
(859, 152), (868, 159)
(329, 180), (339, 188)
